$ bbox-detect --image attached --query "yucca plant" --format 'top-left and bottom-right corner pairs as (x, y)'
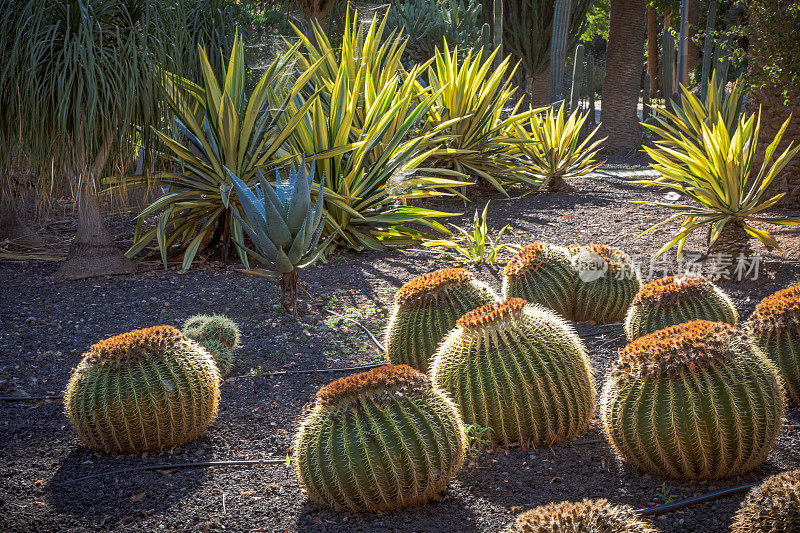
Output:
(731, 469), (800, 533)
(638, 111), (800, 259)
(512, 499), (658, 533)
(510, 103), (605, 191)
(282, 64), (466, 251)
(425, 42), (540, 194)
(222, 161), (329, 313)
(127, 33), (322, 270)
(422, 201), (520, 265)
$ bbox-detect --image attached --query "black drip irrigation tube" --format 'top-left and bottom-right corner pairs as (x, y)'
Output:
(63, 459), (288, 485)
(635, 483), (757, 517)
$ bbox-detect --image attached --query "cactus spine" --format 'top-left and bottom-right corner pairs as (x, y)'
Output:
(731, 469), (800, 533)
(502, 242), (576, 319)
(182, 313), (241, 377)
(293, 365), (466, 512)
(747, 285), (800, 404)
(569, 244), (641, 324)
(385, 268), (498, 372)
(511, 499), (658, 533)
(64, 326), (221, 454)
(431, 298), (595, 446)
(569, 44), (584, 114)
(601, 320), (785, 480)
(624, 275), (738, 341)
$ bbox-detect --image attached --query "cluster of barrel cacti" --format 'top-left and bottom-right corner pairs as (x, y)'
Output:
(182, 314), (241, 377)
(511, 498), (657, 533)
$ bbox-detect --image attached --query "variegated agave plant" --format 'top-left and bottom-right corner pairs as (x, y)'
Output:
(223, 160), (331, 313)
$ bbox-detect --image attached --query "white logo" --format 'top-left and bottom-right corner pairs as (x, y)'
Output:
(575, 251), (608, 282)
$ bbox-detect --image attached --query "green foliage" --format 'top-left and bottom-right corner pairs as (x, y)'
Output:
(580, 0), (610, 41)
(502, 242), (577, 319)
(744, 0), (800, 104)
(569, 244), (641, 324)
(731, 469), (800, 533)
(464, 423), (492, 457)
(639, 110), (800, 257)
(293, 365), (466, 512)
(510, 103), (604, 191)
(431, 299), (595, 446)
(182, 314), (242, 377)
(384, 268), (498, 372)
(64, 326), (221, 454)
(624, 275), (738, 341)
(513, 499), (658, 533)
(422, 201), (520, 265)
(658, 483), (676, 504)
(129, 34), (321, 270)
(600, 321), (785, 480)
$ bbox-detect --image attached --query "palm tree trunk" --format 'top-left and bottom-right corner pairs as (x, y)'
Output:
(527, 68), (552, 107)
(600, 0), (646, 154)
(646, 5), (659, 98)
(687, 0), (699, 73)
(710, 219), (753, 258)
(0, 177), (40, 247)
(54, 134), (136, 280)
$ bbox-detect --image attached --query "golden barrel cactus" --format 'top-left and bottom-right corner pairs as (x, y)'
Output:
(624, 275), (738, 341)
(511, 499), (657, 533)
(293, 365), (466, 513)
(430, 298), (595, 446)
(384, 268), (497, 372)
(569, 244), (641, 324)
(731, 469), (800, 532)
(747, 285), (800, 404)
(182, 313), (241, 377)
(64, 326), (221, 454)
(600, 320), (785, 480)
(502, 242), (577, 318)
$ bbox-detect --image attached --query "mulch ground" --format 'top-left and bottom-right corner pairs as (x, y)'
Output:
(1, 158), (799, 532)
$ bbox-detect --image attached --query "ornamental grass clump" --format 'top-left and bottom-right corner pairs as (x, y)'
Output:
(511, 498), (657, 533)
(624, 275), (738, 341)
(64, 326), (221, 454)
(730, 469), (800, 533)
(747, 285), (800, 404)
(569, 244), (641, 323)
(182, 314), (241, 377)
(293, 365), (466, 513)
(384, 268), (497, 372)
(430, 298), (595, 446)
(600, 320), (785, 480)
(502, 242), (577, 318)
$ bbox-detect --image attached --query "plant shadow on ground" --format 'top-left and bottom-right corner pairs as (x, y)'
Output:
(46, 447), (208, 526)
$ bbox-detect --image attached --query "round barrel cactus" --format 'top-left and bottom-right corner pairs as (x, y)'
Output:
(64, 326), (221, 454)
(293, 364), (466, 512)
(624, 275), (738, 341)
(511, 499), (657, 533)
(502, 242), (577, 318)
(600, 320), (785, 480)
(182, 314), (241, 377)
(747, 285), (800, 404)
(384, 268), (497, 372)
(569, 244), (641, 324)
(731, 469), (800, 533)
(430, 298), (595, 446)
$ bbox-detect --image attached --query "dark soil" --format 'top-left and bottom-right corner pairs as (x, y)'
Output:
(2, 160), (799, 532)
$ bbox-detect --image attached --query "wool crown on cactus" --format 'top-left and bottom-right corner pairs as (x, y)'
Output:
(502, 242), (576, 318)
(293, 364), (466, 513)
(747, 285), (800, 404)
(182, 314), (241, 377)
(731, 468), (800, 532)
(600, 320), (785, 480)
(511, 498), (658, 533)
(569, 244), (641, 323)
(430, 298), (595, 446)
(624, 275), (738, 341)
(384, 268), (498, 372)
(64, 326), (221, 454)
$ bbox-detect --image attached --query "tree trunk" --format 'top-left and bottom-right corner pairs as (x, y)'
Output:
(0, 178), (41, 247)
(687, 0), (699, 73)
(280, 270), (299, 315)
(710, 219), (753, 263)
(54, 136), (136, 280)
(646, 5), (659, 98)
(527, 68), (552, 107)
(600, 0), (646, 154)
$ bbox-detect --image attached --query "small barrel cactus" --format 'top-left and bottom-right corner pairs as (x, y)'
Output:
(624, 275), (738, 341)
(293, 364), (466, 512)
(731, 469), (800, 533)
(600, 320), (785, 480)
(64, 326), (221, 454)
(511, 499), (658, 533)
(502, 242), (577, 318)
(384, 268), (497, 372)
(430, 298), (595, 446)
(747, 285), (800, 404)
(182, 313), (241, 377)
(569, 244), (641, 323)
